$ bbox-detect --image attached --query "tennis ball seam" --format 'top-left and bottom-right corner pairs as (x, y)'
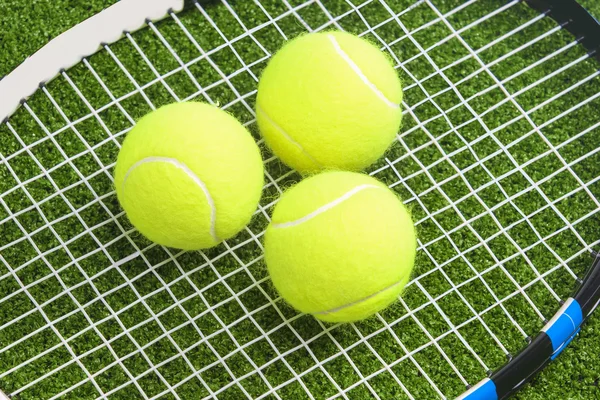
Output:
(271, 183), (384, 228)
(122, 156), (219, 242)
(312, 276), (407, 316)
(327, 33), (399, 109)
(256, 104), (323, 169)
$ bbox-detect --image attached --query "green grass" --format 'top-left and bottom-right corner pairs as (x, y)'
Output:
(0, 0), (599, 399)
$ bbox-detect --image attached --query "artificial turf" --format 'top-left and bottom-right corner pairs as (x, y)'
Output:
(0, 0), (599, 399)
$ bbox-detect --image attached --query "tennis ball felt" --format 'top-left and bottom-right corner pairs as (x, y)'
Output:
(265, 171), (416, 323)
(114, 102), (264, 250)
(256, 31), (403, 173)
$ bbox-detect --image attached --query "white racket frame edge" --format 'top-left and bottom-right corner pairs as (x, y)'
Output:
(0, 0), (184, 122)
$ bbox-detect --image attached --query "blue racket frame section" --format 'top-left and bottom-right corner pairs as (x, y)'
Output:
(458, 252), (600, 400)
(458, 299), (584, 400)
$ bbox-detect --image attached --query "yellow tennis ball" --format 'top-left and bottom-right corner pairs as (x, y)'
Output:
(256, 31), (403, 173)
(114, 102), (264, 250)
(265, 171), (416, 323)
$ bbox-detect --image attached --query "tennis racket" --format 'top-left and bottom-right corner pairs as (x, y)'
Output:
(0, 0), (599, 399)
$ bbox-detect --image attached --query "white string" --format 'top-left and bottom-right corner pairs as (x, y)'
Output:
(0, 0), (599, 399)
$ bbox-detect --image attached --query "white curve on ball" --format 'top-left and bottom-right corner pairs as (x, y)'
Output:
(271, 184), (384, 229)
(122, 156), (219, 243)
(328, 34), (400, 110)
(256, 104), (323, 169)
(312, 277), (407, 316)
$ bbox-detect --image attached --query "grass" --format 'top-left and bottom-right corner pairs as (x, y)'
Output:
(0, 0), (599, 399)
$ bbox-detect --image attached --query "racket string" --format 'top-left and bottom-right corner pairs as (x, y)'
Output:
(0, 0), (599, 399)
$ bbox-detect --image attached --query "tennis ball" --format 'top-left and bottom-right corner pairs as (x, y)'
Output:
(256, 31), (402, 173)
(114, 102), (264, 250)
(265, 171), (416, 323)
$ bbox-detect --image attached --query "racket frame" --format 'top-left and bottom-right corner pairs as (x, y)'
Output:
(0, 0), (599, 399)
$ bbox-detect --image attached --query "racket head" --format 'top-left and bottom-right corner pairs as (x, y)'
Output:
(0, 1), (599, 399)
